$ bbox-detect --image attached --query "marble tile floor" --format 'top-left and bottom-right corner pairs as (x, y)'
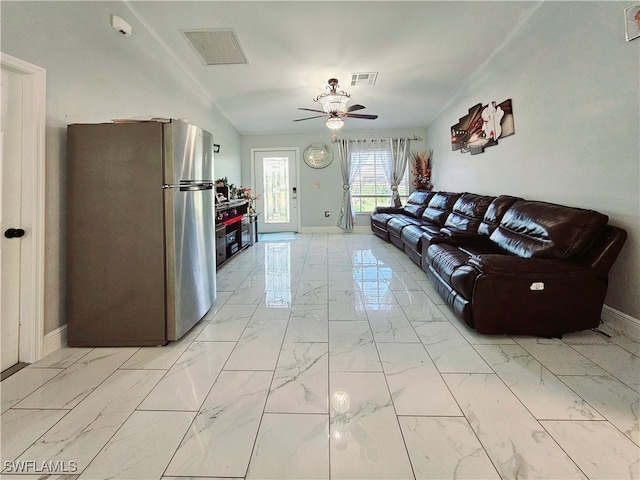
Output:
(1, 233), (639, 480)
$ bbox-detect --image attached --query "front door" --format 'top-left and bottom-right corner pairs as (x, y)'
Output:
(252, 149), (299, 233)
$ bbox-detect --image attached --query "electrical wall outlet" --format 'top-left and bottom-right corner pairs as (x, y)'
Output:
(324, 211), (330, 217)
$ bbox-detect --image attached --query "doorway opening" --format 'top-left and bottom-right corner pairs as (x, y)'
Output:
(251, 148), (300, 234)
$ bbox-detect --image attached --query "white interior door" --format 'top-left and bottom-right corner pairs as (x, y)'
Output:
(0, 53), (46, 369)
(252, 149), (299, 233)
(1, 66), (24, 372)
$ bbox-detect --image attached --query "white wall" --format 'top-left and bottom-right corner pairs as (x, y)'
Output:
(3, 1), (637, 330)
(2, 1), (242, 334)
(425, 2), (640, 320)
(241, 129), (426, 230)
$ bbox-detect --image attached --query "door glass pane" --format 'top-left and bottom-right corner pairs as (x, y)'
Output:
(262, 156), (290, 224)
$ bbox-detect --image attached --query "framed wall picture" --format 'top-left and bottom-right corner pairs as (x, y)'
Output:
(625, 2), (640, 41)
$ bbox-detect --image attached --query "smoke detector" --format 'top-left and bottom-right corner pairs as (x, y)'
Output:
(110, 14), (132, 37)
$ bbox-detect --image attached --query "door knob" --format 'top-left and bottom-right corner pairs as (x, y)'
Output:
(4, 228), (25, 239)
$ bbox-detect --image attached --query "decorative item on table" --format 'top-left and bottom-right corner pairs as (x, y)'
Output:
(410, 150), (433, 190)
(451, 99), (515, 155)
(215, 177), (228, 201)
(236, 185), (261, 213)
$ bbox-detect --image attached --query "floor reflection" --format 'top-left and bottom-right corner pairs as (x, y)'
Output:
(264, 242), (292, 308)
(352, 250), (394, 307)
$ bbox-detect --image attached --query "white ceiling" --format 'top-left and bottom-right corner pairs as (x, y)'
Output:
(126, 1), (540, 135)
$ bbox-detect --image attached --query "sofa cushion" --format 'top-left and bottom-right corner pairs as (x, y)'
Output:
(444, 193), (495, 233)
(400, 225), (425, 251)
(489, 200), (609, 259)
(421, 192), (461, 225)
(370, 211), (396, 229)
(387, 215), (423, 236)
(403, 203), (426, 218)
(478, 195), (521, 236)
(400, 224), (442, 251)
(450, 265), (481, 302)
(427, 244), (469, 284)
(401, 190), (433, 218)
(426, 243), (482, 301)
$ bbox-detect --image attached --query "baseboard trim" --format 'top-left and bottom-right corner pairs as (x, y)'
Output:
(298, 226), (371, 234)
(602, 305), (640, 341)
(42, 324), (67, 358)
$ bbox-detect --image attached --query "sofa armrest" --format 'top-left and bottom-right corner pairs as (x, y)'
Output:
(427, 227), (491, 247)
(440, 227), (475, 238)
(468, 254), (594, 280)
(581, 225), (627, 277)
(440, 227), (484, 240)
(373, 206), (403, 214)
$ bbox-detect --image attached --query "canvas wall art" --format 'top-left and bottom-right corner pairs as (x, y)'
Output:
(625, 2), (640, 41)
(451, 99), (515, 155)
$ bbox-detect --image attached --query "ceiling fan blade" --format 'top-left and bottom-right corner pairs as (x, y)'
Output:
(345, 113), (378, 120)
(346, 104), (366, 112)
(298, 107), (326, 114)
(293, 115), (326, 122)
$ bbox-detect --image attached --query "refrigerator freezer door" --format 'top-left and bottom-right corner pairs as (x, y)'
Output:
(164, 121), (217, 340)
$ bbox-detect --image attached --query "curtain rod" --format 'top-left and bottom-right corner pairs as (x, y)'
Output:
(331, 135), (422, 143)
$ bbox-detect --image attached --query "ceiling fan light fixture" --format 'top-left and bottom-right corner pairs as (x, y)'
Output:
(315, 79), (350, 114)
(294, 78), (377, 128)
(318, 94), (349, 114)
(326, 117), (344, 130)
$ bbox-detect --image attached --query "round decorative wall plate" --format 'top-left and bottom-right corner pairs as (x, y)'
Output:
(303, 143), (334, 169)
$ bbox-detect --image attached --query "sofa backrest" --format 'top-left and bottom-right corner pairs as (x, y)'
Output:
(443, 193), (495, 233)
(489, 200), (609, 259)
(401, 190), (434, 218)
(421, 192), (461, 225)
(478, 195), (521, 236)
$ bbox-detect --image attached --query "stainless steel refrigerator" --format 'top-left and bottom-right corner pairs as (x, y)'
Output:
(66, 119), (216, 346)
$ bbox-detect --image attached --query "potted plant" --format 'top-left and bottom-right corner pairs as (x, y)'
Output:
(235, 186), (261, 213)
(410, 150), (433, 190)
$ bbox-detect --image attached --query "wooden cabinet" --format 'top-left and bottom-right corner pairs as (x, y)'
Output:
(215, 200), (250, 267)
(215, 224), (226, 266)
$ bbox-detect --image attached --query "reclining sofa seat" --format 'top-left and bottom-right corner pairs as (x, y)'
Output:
(402, 192), (496, 265)
(425, 199), (627, 336)
(388, 191), (460, 250)
(370, 190), (433, 241)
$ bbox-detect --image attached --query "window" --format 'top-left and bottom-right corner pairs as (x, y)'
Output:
(350, 148), (409, 213)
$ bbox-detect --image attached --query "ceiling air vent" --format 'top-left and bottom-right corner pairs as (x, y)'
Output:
(183, 29), (249, 65)
(350, 72), (378, 86)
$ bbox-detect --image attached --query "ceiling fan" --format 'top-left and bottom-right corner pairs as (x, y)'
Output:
(294, 78), (378, 130)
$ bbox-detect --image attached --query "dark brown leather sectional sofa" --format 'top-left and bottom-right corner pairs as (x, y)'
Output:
(370, 190), (627, 337)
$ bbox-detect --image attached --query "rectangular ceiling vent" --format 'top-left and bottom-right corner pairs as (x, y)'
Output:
(350, 72), (378, 86)
(183, 29), (249, 65)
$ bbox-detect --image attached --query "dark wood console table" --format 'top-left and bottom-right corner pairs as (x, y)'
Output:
(215, 199), (251, 267)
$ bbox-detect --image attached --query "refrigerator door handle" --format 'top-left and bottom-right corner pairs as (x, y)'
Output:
(162, 182), (214, 191)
